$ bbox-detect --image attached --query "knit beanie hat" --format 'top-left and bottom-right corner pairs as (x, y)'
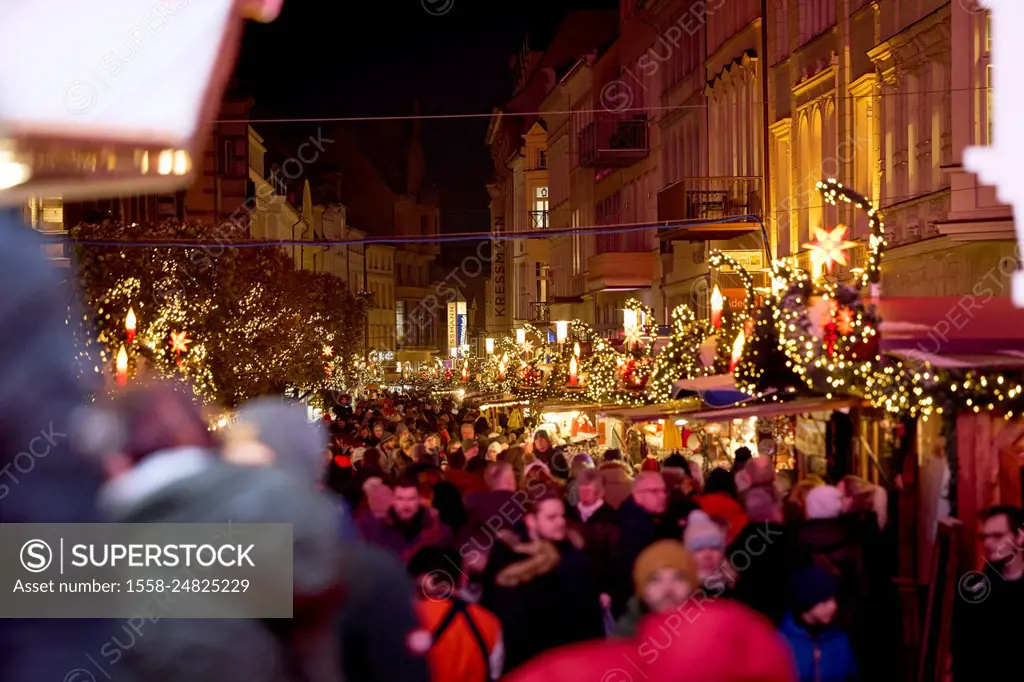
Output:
(790, 563), (839, 613)
(683, 510), (726, 553)
(232, 398), (327, 487)
(805, 485), (844, 520)
(633, 540), (698, 596)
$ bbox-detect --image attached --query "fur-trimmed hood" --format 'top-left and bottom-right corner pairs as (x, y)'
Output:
(492, 527), (584, 586)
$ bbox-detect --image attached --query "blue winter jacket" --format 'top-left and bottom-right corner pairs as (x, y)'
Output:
(780, 613), (859, 682)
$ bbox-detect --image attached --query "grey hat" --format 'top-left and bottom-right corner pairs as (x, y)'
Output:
(233, 398), (327, 486)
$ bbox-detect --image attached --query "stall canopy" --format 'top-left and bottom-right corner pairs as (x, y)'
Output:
(610, 396), (864, 423)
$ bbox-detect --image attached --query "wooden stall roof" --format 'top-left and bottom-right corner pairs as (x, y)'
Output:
(610, 396), (866, 422)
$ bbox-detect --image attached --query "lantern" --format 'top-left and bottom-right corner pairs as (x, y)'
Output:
(125, 307), (137, 344)
(450, 347), (458, 358)
(622, 308), (638, 332)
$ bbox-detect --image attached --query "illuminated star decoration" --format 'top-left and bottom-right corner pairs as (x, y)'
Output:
(836, 308), (855, 335)
(623, 325), (644, 349)
(169, 331), (191, 355)
(323, 345), (334, 357)
(803, 225), (858, 276)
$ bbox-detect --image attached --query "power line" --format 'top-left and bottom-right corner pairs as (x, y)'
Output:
(217, 86), (991, 124)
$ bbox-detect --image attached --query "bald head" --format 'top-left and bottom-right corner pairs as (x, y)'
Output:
(747, 457), (775, 486)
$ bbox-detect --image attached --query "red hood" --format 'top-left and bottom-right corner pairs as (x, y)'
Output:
(698, 492), (748, 543)
(504, 600), (796, 682)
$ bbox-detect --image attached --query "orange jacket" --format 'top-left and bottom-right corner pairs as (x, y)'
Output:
(416, 597), (503, 682)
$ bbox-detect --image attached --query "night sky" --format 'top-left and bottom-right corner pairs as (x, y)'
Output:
(235, 0), (617, 269)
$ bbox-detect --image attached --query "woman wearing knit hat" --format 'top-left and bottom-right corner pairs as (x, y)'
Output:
(683, 510), (729, 587)
(613, 540), (697, 637)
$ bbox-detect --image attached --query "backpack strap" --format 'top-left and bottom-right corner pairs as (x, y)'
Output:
(431, 597), (492, 682)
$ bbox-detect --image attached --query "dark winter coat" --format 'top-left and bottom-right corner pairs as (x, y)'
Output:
(566, 501), (619, 595)
(728, 521), (800, 624)
(481, 531), (604, 674)
(612, 496), (682, 616)
(358, 506), (453, 564)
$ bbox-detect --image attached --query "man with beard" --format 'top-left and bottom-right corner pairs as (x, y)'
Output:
(613, 540), (698, 636)
(481, 490), (604, 674)
(358, 474), (453, 564)
(953, 505), (1024, 682)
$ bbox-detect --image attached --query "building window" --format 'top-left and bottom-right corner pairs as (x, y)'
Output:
(539, 149), (548, 168)
(531, 187), (549, 229)
(396, 301), (405, 343)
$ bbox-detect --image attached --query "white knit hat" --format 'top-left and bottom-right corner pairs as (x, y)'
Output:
(805, 485), (843, 520)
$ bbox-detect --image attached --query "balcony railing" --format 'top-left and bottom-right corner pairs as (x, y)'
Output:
(657, 177), (762, 222)
(530, 301), (550, 323)
(578, 115), (649, 168)
(529, 210), (549, 230)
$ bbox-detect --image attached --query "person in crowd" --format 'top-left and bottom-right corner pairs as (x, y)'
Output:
(409, 546), (505, 682)
(532, 430), (569, 480)
(446, 449), (489, 496)
(953, 505), (1024, 682)
(745, 456), (777, 494)
(613, 539), (697, 637)
(732, 446), (754, 493)
(358, 474), (453, 564)
(565, 453), (594, 506)
(780, 564), (858, 682)
(698, 467), (748, 543)
(460, 461), (530, 575)
(99, 385), (343, 682)
(612, 472), (678, 616)
(797, 485), (868, 599)
(481, 489), (604, 673)
(423, 432), (442, 462)
(661, 453), (700, 522)
(783, 476), (823, 524)
(684, 509), (732, 594)
(597, 449), (634, 509)
(728, 484), (797, 624)
(565, 468), (619, 599)
(460, 421), (477, 443)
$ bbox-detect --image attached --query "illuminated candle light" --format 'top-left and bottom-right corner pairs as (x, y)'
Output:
(116, 344), (128, 387)
(485, 337), (495, 354)
(569, 354), (579, 386)
(622, 308), (638, 332)
(711, 285), (724, 329)
(125, 307), (137, 344)
(555, 320), (568, 343)
(730, 329), (746, 373)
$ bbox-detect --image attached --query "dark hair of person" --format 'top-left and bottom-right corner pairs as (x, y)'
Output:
(733, 447), (754, 470)
(112, 383), (214, 464)
(602, 448), (623, 462)
(361, 447), (383, 469)
(407, 546), (462, 579)
(466, 457), (489, 475)
(525, 486), (564, 515)
(981, 505), (1024, 530)
(447, 450), (467, 471)
(662, 452), (688, 470)
(704, 467), (738, 498)
(393, 473), (419, 491)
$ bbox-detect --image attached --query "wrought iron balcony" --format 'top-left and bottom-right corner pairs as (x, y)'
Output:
(657, 176), (763, 241)
(529, 209), (549, 230)
(578, 115), (649, 168)
(529, 301), (550, 323)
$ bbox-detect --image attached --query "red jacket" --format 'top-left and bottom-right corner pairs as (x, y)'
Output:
(503, 600), (796, 682)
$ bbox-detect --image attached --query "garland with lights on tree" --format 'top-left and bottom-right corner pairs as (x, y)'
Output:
(71, 220), (367, 406)
(583, 300), (658, 407)
(648, 252), (754, 402)
(763, 178), (888, 401)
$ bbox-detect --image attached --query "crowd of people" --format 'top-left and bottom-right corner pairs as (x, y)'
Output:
(14, 378), (1021, 682)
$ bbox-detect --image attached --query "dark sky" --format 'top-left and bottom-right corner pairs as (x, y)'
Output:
(235, 0), (617, 268)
